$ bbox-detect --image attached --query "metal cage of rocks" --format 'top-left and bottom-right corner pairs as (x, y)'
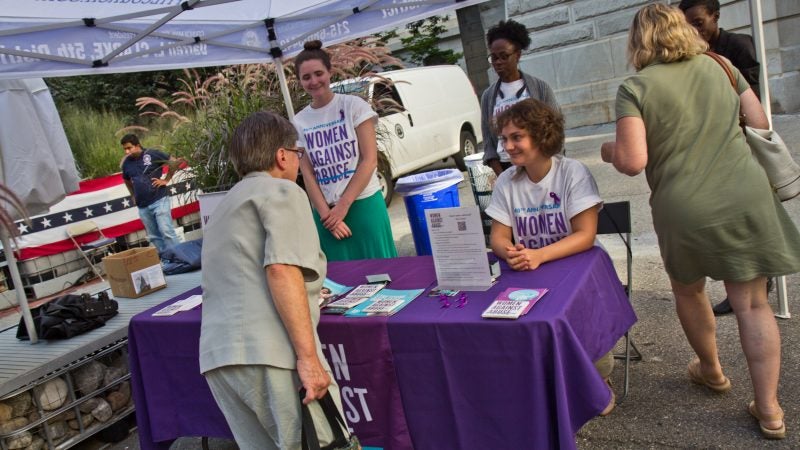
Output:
(0, 339), (134, 450)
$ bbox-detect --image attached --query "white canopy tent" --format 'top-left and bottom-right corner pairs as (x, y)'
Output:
(0, 0), (489, 342)
(0, 0), (487, 115)
(0, 78), (80, 344)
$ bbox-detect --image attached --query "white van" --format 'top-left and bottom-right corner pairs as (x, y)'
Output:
(331, 65), (482, 204)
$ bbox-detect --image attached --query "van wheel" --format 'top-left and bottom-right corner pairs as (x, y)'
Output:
(377, 161), (394, 207)
(454, 130), (477, 172)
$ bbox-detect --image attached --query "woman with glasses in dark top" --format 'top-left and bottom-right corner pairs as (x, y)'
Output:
(481, 20), (560, 176)
(292, 40), (397, 261)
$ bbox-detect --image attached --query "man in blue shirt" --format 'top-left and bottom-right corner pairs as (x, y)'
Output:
(121, 134), (181, 255)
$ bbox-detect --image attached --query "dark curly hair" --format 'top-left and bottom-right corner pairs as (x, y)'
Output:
(678, 0), (720, 13)
(293, 39), (331, 73)
(494, 99), (564, 158)
(486, 20), (531, 51)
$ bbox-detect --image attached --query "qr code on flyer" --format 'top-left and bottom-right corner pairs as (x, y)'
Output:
(457, 221), (466, 231)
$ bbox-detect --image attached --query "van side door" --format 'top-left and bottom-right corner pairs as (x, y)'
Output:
(372, 81), (421, 178)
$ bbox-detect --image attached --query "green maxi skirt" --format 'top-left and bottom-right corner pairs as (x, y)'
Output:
(313, 191), (397, 262)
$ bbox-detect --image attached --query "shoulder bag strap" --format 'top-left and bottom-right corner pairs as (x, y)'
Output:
(705, 51), (746, 130)
(705, 51), (737, 90)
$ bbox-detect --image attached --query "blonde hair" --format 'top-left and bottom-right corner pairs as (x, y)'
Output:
(627, 3), (708, 71)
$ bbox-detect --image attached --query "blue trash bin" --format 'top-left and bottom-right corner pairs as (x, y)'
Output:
(395, 169), (463, 255)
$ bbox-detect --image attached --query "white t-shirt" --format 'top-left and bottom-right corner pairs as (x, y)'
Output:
(493, 79), (530, 162)
(485, 156), (602, 249)
(293, 94), (381, 205)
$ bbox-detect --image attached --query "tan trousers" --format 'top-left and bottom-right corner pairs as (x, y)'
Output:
(205, 365), (344, 450)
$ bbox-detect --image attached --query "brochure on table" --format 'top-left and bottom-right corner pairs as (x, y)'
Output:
(152, 294), (203, 317)
(344, 288), (425, 317)
(322, 283), (387, 314)
(425, 205), (493, 291)
(482, 288), (550, 319)
(319, 278), (351, 307)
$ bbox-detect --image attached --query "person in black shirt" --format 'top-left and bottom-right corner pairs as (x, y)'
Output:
(679, 0), (761, 98)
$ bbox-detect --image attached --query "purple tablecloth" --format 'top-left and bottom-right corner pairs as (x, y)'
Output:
(128, 247), (636, 450)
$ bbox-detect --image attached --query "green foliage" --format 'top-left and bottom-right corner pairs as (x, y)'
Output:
(59, 104), (176, 179)
(380, 16), (462, 67)
(137, 39), (403, 191)
(47, 71), (201, 121)
(59, 104), (130, 179)
(157, 66), (296, 192)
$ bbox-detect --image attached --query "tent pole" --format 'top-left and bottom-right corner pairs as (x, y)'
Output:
(749, 0), (788, 318)
(0, 230), (37, 343)
(748, 0), (771, 125)
(275, 57), (295, 121)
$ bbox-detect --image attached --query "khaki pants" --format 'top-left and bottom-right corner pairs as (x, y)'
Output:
(205, 365), (344, 450)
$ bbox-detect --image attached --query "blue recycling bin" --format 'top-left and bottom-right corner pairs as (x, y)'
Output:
(395, 169), (463, 255)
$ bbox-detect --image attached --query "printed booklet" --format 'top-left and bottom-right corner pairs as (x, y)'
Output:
(481, 287), (549, 319)
(319, 278), (351, 307)
(345, 288), (424, 317)
(322, 282), (388, 314)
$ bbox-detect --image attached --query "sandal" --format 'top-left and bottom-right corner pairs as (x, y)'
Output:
(748, 400), (786, 440)
(599, 379), (615, 417)
(687, 359), (731, 393)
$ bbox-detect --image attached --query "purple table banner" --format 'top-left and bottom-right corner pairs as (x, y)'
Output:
(128, 247), (636, 450)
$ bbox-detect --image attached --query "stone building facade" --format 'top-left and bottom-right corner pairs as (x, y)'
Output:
(417, 0), (799, 129)
(494, 0), (799, 128)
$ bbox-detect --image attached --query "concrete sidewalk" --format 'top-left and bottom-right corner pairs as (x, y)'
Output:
(41, 113), (800, 448)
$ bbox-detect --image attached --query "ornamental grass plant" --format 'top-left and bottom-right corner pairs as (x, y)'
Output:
(59, 104), (173, 180)
(135, 38), (403, 193)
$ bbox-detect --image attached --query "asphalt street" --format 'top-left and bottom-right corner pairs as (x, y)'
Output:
(76, 113), (800, 449)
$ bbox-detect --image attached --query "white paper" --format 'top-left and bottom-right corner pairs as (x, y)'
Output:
(425, 206), (493, 291)
(152, 295), (202, 317)
(130, 264), (166, 294)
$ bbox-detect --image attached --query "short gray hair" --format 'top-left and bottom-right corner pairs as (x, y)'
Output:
(229, 111), (298, 177)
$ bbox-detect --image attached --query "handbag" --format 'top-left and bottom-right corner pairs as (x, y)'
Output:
(16, 292), (119, 340)
(706, 51), (800, 201)
(299, 389), (361, 450)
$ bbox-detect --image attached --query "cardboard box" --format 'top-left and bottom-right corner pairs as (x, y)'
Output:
(102, 248), (166, 298)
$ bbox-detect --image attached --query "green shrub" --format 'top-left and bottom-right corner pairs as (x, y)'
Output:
(137, 38), (402, 191)
(60, 104), (176, 179)
(60, 105), (128, 179)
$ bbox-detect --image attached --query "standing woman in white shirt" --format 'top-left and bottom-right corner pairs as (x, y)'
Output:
(481, 20), (560, 176)
(292, 40), (397, 261)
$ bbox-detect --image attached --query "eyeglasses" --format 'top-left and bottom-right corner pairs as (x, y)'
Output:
(284, 146), (305, 159)
(487, 52), (516, 64)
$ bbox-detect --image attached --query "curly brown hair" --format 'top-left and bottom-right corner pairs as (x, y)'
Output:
(493, 99), (564, 157)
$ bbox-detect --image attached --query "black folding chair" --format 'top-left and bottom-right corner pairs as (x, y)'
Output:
(597, 201), (642, 403)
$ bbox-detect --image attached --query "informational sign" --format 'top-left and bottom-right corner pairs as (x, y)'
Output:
(425, 205), (493, 291)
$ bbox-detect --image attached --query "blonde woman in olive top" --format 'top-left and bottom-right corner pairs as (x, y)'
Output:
(602, 4), (800, 440)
